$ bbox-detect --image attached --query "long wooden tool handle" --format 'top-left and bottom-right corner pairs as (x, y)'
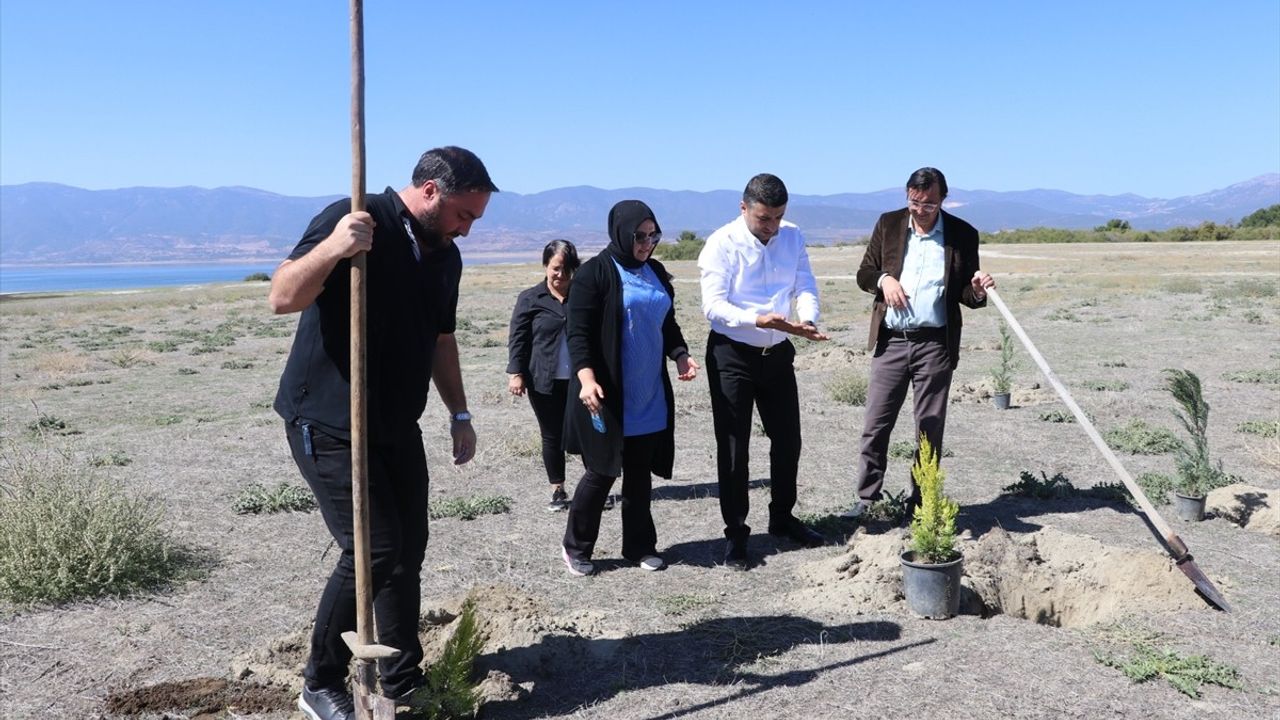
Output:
(348, 0), (374, 649)
(986, 288), (1189, 558)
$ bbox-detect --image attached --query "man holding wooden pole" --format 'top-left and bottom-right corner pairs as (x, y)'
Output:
(269, 146), (497, 720)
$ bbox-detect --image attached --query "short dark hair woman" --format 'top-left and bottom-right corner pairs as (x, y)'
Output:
(506, 239), (581, 510)
(560, 200), (699, 576)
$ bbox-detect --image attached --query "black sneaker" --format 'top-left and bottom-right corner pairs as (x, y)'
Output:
(299, 684), (354, 720)
(546, 487), (569, 512)
(723, 538), (749, 571)
(602, 494), (616, 511)
(385, 678), (426, 707)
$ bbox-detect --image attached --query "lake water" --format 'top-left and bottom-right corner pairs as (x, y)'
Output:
(0, 254), (535, 295)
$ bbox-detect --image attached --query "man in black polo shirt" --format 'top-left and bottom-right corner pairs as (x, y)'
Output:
(269, 146), (497, 720)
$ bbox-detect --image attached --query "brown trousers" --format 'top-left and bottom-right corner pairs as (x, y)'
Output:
(856, 331), (953, 502)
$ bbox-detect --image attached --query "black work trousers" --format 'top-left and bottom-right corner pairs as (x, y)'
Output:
(705, 331), (802, 542)
(285, 420), (427, 698)
(526, 378), (569, 484)
(562, 431), (660, 561)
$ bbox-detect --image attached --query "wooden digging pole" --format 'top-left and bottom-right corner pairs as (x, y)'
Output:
(987, 288), (1231, 612)
(340, 2), (401, 719)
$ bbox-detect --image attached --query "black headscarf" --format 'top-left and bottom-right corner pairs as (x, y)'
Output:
(605, 199), (661, 270)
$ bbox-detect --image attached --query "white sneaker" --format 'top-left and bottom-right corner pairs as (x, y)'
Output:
(638, 555), (665, 571)
(840, 500), (871, 520)
(562, 547), (594, 577)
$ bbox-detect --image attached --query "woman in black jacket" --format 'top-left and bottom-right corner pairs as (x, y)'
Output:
(506, 239), (581, 511)
(560, 200), (699, 576)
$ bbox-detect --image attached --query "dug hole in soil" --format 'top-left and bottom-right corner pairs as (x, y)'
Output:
(791, 525), (1208, 627)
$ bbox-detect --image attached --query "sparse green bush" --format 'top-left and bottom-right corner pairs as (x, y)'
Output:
(888, 440), (952, 459)
(828, 372), (868, 406)
(1046, 308), (1079, 322)
(1003, 470), (1136, 506)
(1135, 472), (1175, 505)
(429, 495), (513, 521)
(1083, 379), (1130, 392)
(1104, 420), (1181, 455)
(1003, 470), (1076, 499)
(27, 414), (78, 436)
(177, 367), (199, 375)
(232, 482), (316, 515)
(1095, 644), (1242, 698)
(656, 593), (720, 616)
(0, 442), (183, 605)
(154, 415), (184, 426)
(406, 600), (484, 719)
(147, 340), (179, 353)
(1099, 360), (1128, 368)
(1237, 420), (1280, 438)
(220, 359), (254, 370)
(1223, 368), (1280, 385)
(244, 272), (272, 282)
(89, 450), (132, 468)
(1037, 409), (1076, 423)
(106, 350), (150, 368)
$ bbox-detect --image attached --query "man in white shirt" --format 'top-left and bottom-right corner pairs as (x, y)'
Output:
(698, 173), (829, 571)
(844, 167), (994, 519)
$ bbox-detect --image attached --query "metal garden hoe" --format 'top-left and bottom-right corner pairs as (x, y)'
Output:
(986, 288), (1230, 612)
(341, 2), (400, 718)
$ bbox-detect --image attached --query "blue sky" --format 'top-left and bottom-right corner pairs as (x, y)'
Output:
(2, 1), (1278, 199)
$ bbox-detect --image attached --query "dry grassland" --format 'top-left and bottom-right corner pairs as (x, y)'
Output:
(1, 240), (1278, 719)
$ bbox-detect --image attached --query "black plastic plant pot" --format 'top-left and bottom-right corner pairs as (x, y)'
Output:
(1173, 492), (1207, 522)
(900, 551), (963, 619)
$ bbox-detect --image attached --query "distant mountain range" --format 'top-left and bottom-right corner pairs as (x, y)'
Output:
(1, 174), (1276, 264)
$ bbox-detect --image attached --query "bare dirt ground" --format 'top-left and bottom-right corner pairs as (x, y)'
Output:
(1, 240), (1278, 719)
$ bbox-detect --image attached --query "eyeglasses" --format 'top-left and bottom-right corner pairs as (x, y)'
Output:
(907, 200), (940, 213)
(632, 230), (662, 245)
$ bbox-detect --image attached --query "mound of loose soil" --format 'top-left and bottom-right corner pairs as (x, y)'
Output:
(231, 582), (612, 707)
(952, 378), (1057, 406)
(103, 677), (294, 718)
(962, 526), (1205, 627)
(1207, 483), (1279, 536)
(792, 526), (1207, 628)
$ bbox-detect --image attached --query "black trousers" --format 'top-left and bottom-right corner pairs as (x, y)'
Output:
(705, 331), (802, 542)
(526, 379), (569, 484)
(285, 421), (427, 698)
(563, 432), (659, 561)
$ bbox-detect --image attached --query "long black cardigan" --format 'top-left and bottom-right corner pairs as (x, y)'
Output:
(562, 252), (690, 478)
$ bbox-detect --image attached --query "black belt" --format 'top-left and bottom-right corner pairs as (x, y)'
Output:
(714, 331), (787, 356)
(882, 325), (945, 340)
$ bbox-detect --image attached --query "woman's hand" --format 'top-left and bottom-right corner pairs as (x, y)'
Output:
(507, 373), (526, 396)
(577, 368), (605, 415)
(676, 354), (699, 381)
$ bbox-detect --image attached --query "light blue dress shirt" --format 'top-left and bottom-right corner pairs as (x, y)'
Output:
(884, 215), (946, 330)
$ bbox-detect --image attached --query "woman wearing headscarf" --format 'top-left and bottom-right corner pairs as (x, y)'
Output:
(560, 200), (699, 576)
(506, 239), (581, 511)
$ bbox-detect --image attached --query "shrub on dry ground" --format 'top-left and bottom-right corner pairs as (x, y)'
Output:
(0, 441), (187, 605)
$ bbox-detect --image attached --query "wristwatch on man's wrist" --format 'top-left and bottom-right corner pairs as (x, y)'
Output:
(450, 411), (472, 423)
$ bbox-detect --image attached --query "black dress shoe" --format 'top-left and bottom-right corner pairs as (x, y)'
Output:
(769, 518), (825, 548)
(723, 539), (749, 571)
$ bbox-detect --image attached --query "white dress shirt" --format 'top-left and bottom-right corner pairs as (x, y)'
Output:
(698, 215), (821, 347)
